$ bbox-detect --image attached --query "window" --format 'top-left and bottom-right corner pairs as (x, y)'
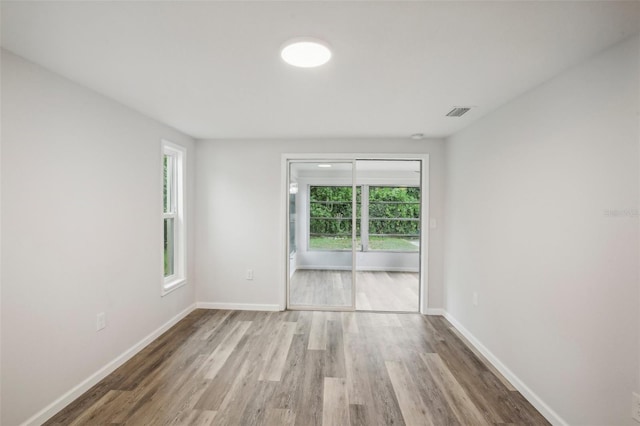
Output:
(309, 186), (360, 250)
(308, 185), (419, 252)
(367, 186), (420, 251)
(162, 140), (186, 295)
(289, 192), (297, 255)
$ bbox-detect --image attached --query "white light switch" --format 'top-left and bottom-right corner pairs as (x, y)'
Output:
(429, 218), (437, 229)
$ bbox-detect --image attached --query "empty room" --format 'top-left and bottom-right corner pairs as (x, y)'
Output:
(1, 1), (639, 425)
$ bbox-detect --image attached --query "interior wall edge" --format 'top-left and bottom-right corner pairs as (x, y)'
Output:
(443, 34), (639, 424)
(1, 50), (198, 425)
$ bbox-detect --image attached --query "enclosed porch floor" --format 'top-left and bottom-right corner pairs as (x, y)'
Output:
(290, 270), (419, 312)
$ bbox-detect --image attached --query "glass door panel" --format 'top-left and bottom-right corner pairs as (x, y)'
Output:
(354, 160), (421, 312)
(287, 161), (355, 310)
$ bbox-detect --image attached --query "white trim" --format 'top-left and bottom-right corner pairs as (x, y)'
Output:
(419, 156), (429, 314)
(161, 139), (187, 297)
(443, 311), (568, 426)
(20, 304), (196, 426)
(280, 155), (289, 311)
(163, 277), (186, 294)
(298, 176), (419, 186)
(196, 302), (282, 312)
(425, 308), (445, 316)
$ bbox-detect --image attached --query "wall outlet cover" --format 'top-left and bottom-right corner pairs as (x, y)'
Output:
(96, 312), (106, 331)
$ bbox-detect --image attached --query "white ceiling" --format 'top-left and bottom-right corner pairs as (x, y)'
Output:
(2, 1), (639, 140)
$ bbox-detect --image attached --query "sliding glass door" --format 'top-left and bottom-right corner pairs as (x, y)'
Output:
(353, 160), (421, 312)
(286, 158), (422, 312)
(287, 161), (356, 310)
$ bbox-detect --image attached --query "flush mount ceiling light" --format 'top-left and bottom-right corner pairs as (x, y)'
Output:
(281, 38), (332, 68)
(317, 164), (332, 168)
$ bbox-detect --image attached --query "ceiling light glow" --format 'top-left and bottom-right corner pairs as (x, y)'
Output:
(281, 38), (332, 68)
(317, 164), (332, 168)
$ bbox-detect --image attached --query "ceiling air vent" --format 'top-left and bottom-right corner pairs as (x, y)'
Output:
(446, 107), (471, 117)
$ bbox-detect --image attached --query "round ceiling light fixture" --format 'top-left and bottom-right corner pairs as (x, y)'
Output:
(281, 38), (332, 68)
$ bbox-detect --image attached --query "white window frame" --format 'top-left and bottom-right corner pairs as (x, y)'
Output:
(162, 140), (186, 296)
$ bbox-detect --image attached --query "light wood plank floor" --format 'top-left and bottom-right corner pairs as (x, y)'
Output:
(290, 270), (419, 311)
(45, 310), (549, 426)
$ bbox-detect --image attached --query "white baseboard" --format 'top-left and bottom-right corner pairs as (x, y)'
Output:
(425, 308), (445, 316)
(443, 311), (567, 426)
(21, 303), (197, 426)
(196, 302), (282, 312)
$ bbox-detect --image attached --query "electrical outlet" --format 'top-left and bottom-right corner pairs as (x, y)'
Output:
(246, 269), (254, 280)
(632, 392), (640, 423)
(96, 312), (106, 331)
(472, 292), (479, 306)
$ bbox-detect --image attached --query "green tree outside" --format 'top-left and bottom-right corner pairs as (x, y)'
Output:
(309, 186), (420, 251)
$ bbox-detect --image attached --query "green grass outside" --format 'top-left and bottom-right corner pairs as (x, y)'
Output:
(309, 236), (418, 251)
(368, 236), (419, 251)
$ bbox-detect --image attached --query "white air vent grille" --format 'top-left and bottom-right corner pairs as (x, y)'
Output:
(446, 107), (471, 117)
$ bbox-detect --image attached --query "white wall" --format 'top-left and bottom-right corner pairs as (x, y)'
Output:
(444, 35), (640, 425)
(0, 50), (197, 426)
(195, 139), (445, 311)
(0, 46), (4, 426)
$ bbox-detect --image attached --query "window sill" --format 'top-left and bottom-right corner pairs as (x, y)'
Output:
(162, 277), (186, 297)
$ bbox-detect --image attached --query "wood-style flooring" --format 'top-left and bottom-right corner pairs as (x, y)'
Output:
(45, 309), (549, 426)
(356, 271), (418, 312)
(290, 270), (419, 311)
